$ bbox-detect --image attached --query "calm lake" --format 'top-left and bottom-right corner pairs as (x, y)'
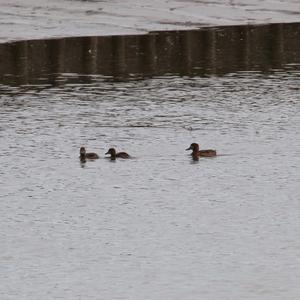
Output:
(0, 23), (300, 299)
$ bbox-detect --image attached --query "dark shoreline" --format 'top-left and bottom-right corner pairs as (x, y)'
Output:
(1, 22), (300, 86)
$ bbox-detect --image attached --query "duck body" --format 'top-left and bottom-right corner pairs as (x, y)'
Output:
(105, 148), (130, 160)
(186, 143), (216, 158)
(80, 147), (99, 161)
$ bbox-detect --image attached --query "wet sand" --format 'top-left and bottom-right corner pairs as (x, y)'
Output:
(0, 0), (300, 43)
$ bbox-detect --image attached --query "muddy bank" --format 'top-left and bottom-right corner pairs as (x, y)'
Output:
(0, 0), (300, 43)
(1, 23), (300, 86)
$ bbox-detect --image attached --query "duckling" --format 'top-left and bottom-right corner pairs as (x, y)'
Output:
(105, 148), (130, 160)
(186, 143), (216, 158)
(79, 147), (99, 161)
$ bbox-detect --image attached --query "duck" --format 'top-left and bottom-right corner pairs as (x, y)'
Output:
(79, 147), (99, 161)
(105, 148), (130, 160)
(186, 143), (217, 158)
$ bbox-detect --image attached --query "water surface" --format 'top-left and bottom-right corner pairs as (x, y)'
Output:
(0, 23), (300, 300)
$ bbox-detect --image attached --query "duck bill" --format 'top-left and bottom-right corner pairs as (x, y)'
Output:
(186, 146), (192, 151)
(105, 151), (109, 155)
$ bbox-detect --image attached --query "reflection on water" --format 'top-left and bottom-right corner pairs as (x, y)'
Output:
(0, 23), (300, 86)
(0, 24), (300, 300)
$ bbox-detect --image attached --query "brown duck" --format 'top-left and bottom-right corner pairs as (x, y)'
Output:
(105, 148), (130, 160)
(79, 147), (99, 161)
(186, 143), (217, 158)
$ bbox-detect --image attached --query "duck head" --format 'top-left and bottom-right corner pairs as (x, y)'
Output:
(105, 148), (116, 156)
(80, 147), (86, 156)
(186, 143), (199, 152)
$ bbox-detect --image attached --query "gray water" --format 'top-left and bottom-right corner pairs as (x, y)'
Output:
(1, 24), (300, 300)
